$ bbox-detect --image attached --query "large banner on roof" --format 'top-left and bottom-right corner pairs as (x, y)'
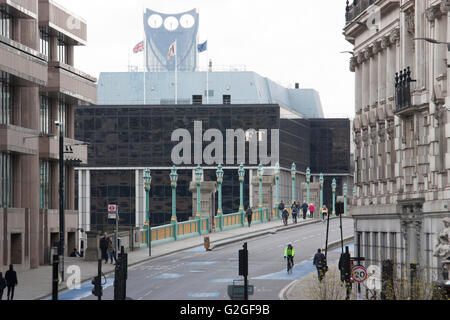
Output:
(143, 8), (199, 72)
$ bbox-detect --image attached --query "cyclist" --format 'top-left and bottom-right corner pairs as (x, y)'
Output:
(284, 243), (295, 273)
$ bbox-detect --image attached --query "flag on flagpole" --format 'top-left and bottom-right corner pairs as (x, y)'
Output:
(167, 40), (177, 59)
(197, 40), (207, 53)
(133, 40), (145, 53)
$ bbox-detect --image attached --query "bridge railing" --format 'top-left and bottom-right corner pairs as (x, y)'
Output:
(139, 208), (272, 247)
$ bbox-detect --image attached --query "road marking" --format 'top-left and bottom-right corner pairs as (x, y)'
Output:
(152, 273), (184, 279)
(188, 292), (220, 298)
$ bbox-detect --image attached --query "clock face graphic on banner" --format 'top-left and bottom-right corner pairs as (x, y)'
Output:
(143, 9), (199, 71)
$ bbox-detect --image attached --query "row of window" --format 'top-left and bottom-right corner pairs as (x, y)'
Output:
(0, 10), (11, 39)
(40, 95), (69, 136)
(40, 160), (51, 209)
(192, 95), (231, 105)
(0, 152), (13, 208)
(0, 73), (12, 125)
(39, 28), (69, 64)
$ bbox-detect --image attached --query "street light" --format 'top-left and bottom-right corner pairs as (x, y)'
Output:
(238, 163), (245, 225)
(274, 162), (280, 219)
(332, 178), (337, 216)
(319, 173), (324, 220)
(291, 163), (296, 205)
(413, 37), (450, 51)
(195, 165), (203, 224)
(170, 165), (178, 240)
(257, 163), (264, 208)
(216, 164), (224, 231)
(306, 167), (311, 205)
(143, 168), (152, 256)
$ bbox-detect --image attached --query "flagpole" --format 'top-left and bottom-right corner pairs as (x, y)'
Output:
(143, 40), (147, 104)
(175, 41), (178, 105)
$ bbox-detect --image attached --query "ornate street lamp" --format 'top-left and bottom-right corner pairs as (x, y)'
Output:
(195, 165), (203, 220)
(306, 167), (311, 205)
(343, 183), (348, 216)
(257, 163), (264, 208)
(238, 163), (245, 225)
(275, 162), (280, 219)
(319, 173), (324, 220)
(216, 164), (224, 231)
(170, 165), (178, 240)
(291, 163), (296, 205)
(143, 168), (152, 256)
(332, 178), (337, 216)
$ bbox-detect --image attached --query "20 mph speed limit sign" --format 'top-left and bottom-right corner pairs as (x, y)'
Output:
(351, 265), (368, 283)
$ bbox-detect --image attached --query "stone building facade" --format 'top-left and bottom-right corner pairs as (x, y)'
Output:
(345, 0), (450, 286)
(0, 0), (96, 271)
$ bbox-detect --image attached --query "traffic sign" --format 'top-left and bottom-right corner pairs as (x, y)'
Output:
(108, 204), (117, 213)
(351, 265), (368, 283)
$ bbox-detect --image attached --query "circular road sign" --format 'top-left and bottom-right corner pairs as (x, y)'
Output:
(352, 265), (368, 283)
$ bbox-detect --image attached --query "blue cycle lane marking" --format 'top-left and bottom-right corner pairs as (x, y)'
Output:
(42, 277), (115, 300)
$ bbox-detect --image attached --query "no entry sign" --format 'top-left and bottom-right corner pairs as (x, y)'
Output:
(108, 204), (117, 219)
(351, 265), (368, 283)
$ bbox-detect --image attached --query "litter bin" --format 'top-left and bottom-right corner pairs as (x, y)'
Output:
(204, 236), (210, 251)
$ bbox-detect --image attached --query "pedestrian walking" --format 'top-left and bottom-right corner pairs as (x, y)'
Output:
(321, 205), (328, 222)
(309, 203), (315, 219)
(107, 237), (116, 264)
(246, 206), (253, 228)
(291, 203), (298, 224)
(313, 249), (327, 282)
(278, 200), (285, 215)
(301, 201), (308, 220)
(0, 272), (6, 300)
(100, 232), (109, 264)
(5, 264), (18, 300)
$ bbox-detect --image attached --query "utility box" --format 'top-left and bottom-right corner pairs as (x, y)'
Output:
(204, 236), (210, 251)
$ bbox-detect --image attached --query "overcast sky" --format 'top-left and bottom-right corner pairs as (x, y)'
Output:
(58, 0), (354, 118)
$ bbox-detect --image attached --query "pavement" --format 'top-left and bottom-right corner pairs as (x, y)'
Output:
(12, 215), (352, 300)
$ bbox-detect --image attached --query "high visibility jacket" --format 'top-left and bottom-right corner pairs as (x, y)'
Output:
(284, 247), (295, 257)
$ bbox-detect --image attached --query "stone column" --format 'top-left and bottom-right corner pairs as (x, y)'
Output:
(354, 59), (363, 112)
(370, 46), (378, 108)
(362, 52), (370, 109)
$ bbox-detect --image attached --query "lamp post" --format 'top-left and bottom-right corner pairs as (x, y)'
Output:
(238, 163), (245, 226)
(319, 173), (324, 220)
(195, 165), (203, 232)
(257, 163), (264, 208)
(332, 178), (337, 217)
(343, 183), (347, 216)
(291, 163), (296, 205)
(275, 162), (280, 219)
(216, 164), (224, 231)
(143, 168), (152, 256)
(57, 122), (65, 281)
(170, 166), (178, 240)
(306, 167), (311, 205)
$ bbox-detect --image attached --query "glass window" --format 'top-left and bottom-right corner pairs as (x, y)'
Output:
(40, 95), (49, 134)
(57, 38), (67, 64)
(0, 152), (13, 208)
(0, 73), (12, 125)
(0, 10), (11, 39)
(58, 101), (68, 136)
(39, 28), (49, 57)
(40, 160), (51, 209)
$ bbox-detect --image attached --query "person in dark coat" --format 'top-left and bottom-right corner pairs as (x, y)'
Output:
(301, 202), (309, 220)
(291, 203), (299, 223)
(5, 264), (18, 300)
(245, 207), (253, 228)
(313, 249), (327, 282)
(99, 232), (109, 264)
(0, 272), (6, 300)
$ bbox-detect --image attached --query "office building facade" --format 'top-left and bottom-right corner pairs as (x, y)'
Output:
(0, 0), (96, 271)
(75, 104), (350, 239)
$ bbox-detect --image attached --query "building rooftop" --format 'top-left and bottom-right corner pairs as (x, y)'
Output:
(97, 70), (324, 118)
